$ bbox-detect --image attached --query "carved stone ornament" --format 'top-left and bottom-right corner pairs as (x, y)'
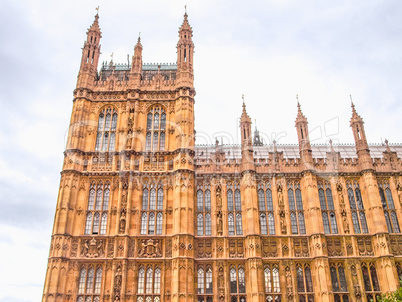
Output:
(81, 237), (104, 258)
(139, 238), (162, 258)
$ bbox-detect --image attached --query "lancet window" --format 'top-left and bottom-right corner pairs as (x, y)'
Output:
(197, 182), (212, 236)
(85, 181), (110, 235)
(230, 265), (246, 302)
(137, 265), (161, 301)
(347, 181), (369, 234)
(197, 265), (213, 302)
(227, 182), (243, 236)
(318, 182), (338, 234)
(288, 181), (306, 235)
(330, 264), (349, 302)
(264, 264), (281, 302)
(378, 181), (400, 233)
(141, 182), (164, 235)
(145, 106), (166, 152)
(296, 264), (314, 302)
(258, 182), (275, 235)
(361, 262), (381, 302)
(77, 265), (103, 302)
(95, 106), (117, 152)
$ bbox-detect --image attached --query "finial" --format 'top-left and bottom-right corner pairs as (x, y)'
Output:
(385, 138), (391, 151)
(350, 94), (355, 108)
(185, 5), (187, 14)
(273, 140), (277, 152)
(296, 94), (301, 109)
(95, 6), (99, 15)
(110, 52), (114, 63)
(329, 139), (335, 152)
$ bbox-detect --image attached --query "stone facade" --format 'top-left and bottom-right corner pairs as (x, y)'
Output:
(42, 12), (402, 302)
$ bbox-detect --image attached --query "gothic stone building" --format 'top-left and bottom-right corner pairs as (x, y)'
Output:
(42, 12), (402, 302)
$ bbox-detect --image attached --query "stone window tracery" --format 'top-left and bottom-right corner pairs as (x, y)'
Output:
(318, 181), (338, 234)
(288, 181), (306, 235)
(197, 265), (213, 301)
(85, 181), (109, 235)
(230, 265), (246, 302)
(95, 106), (117, 152)
(141, 182), (163, 235)
(227, 182), (243, 236)
(197, 182), (212, 236)
(361, 262), (381, 302)
(77, 265), (102, 301)
(296, 264), (314, 302)
(330, 264), (349, 302)
(145, 106), (166, 152)
(258, 182), (275, 235)
(347, 181), (368, 234)
(378, 180), (400, 233)
(264, 264), (281, 301)
(137, 265), (161, 301)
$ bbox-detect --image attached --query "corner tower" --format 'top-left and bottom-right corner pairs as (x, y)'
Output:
(77, 13), (102, 89)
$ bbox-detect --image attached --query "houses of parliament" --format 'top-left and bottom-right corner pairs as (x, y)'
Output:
(42, 11), (402, 302)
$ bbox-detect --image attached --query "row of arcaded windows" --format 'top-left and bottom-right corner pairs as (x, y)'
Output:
(83, 179), (400, 237)
(77, 266), (102, 302)
(141, 183), (164, 235)
(94, 106), (167, 152)
(85, 181), (109, 235)
(77, 262), (384, 302)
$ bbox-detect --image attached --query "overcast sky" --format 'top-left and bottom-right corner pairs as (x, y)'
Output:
(0, 1), (401, 301)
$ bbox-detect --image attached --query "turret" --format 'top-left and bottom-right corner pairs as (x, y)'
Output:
(77, 14), (102, 88)
(176, 11), (194, 87)
(350, 101), (373, 170)
(240, 100), (255, 171)
(130, 36), (143, 87)
(295, 101), (313, 168)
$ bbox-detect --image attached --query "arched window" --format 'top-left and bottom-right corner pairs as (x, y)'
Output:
(138, 267), (145, 294)
(228, 182), (242, 236)
(288, 182), (305, 234)
(318, 182), (338, 234)
(228, 213), (235, 236)
(146, 268), (153, 294)
(330, 264), (348, 302)
(77, 266), (102, 301)
(264, 264), (281, 301)
(236, 214), (243, 235)
(297, 264), (314, 302)
(85, 181), (110, 235)
(230, 265), (246, 301)
(154, 268), (161, 294)
(196, 183), (212, 237)
(198, 267), (205, 294)
(260, 213), (268, 235)
(362, 263), (381, 301)
(94, 268), (102, 294)
(86, 267), (94, 294)
(78, 268), (86, 294)
(141, 183), (163, 236)
(145, 106), (166, 152)
(205, 213), (212, 236)
(347, 181), (368, 234)
(258, 182), (275, 235)
(137, 265), (161, 299)
(95, 107), (117, 152)
(198, 214), (204, 236)
(379, 181), (400, 233)
(156, 213), (163, 235)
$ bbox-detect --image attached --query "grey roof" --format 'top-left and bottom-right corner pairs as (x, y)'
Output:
(142, 63), (177, 71)
(194, 144), (402, 160)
